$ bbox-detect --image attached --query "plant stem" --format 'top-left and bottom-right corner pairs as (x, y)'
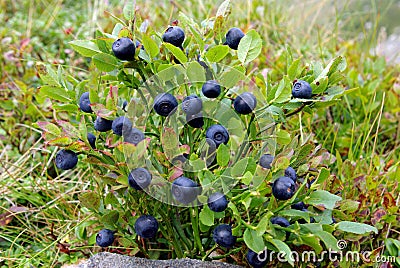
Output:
(191, 206), (204, 255)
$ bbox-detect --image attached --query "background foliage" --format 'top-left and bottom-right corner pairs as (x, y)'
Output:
(0, 0), (399, 267)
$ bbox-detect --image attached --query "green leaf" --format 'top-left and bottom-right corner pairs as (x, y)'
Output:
(105, 192), (120, 206)
(244, 229), (265, 253)
(305, 190), (342, 210)
(216, 0), (231, 17)
(69, 40), (101, 57)
(142, 34), (159, 59)
(314, 230), (339, 250)
(123, 2), (135, 21)
(288, 58), (301, 80)
(256, 213), (272, 236)
(92, 53), (119, 72)
(336, 221), (378, 234)
(276, 129), (291, 145)
(314, 168), (330, 185)
(216, 143), (230, 167)
(79, 192), (100, 211)
(312, 76), (329, 94)
(199, 206), (214, 226)
(237, 30), (262, 65)
(205, 45), (230, 62)
(39, 85), (72, 102)
(269, 239), (294, 266)
(101, 210), (119, 228)
(186, 61), (206, 83)
(298, 234), (323, 253)
(219, 67), (245, 88)
(164, 43), (188, 64)
(231, 157), (256, 177)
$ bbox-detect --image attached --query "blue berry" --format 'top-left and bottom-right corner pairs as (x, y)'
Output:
(182, 95), (202, 115)
(171, 176), (199, 204)
(96, 229), (115, 247)
(233, 92), (257, 114)
(225, 28), (245, 50)
(202, 80), (221, 98)
(134, 215), (159, 239)
(284, 167), (297, 183)
(112, 37), (135, 61)
(212, 224), (237, 248)
(162, 26), (185, 48)
(124, 128), (145, 145)
(205, 124), (229, 147)
(153, 93), (178, 117)
(259, 154), (274, 169)
(246, 249), (268, 268)
(292, 80), (312, 99)
(207, 192), (228, 212)
(272, 176), (296, 200)
(111, 116), (133, 136)
(87, 132), (96, 149)
(94, 116), (113, 132)
(270, 216), (290, 227)
(79, 92), (92, 113)
(55, 149), (78, 170)
(128, 167), (152, 190)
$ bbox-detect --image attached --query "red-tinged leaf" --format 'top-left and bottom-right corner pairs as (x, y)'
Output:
(90, 103), (115, 119)
(170, 167), (184, 181)
(106, 85), (118, 110)
(37, 121), (61, 136)
(371, 208), (386, 225)
(56, 120), (79, 137)
(46, 136), (73, 146)
(162, 127), (180, 159)
(383, 192), (396, 209)
(66, 141), (87, 151)
(180, 145), (190, 154)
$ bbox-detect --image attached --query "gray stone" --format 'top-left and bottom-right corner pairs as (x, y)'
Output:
(79, 252), (243, 268)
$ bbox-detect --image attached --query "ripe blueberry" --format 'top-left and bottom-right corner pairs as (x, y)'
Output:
(79, 92), (92, 113)
(128, 167), (152, 190)
(212, 224), (237, 248)
(112, 37), (135, 61)
(124, 128), (145, 145)
(270, 216), (290, 227)
(292, 80), (312, 99)
(96, 229), (115, 247)
(171, 176), (200, 204)
(259, 154), (274, 169)
(162, 26), (185, 48)
(94, 116), (113, 132)
(246, 249), (268, 268)
(225, 28), (245, 50)
(206, 124), (229, 147)
(202, 80), (221, 98)
(284, 166), (297, 183)
(182, 95), (202, 115)
(134, 215), (159, 239)
(153, 93), (178, 116)
(291, 201), (306, 210)
(122, 100), (128, 111)
(111, 116), (133, 136)
(207, 192), (228, 212)
(186, 113), (204, 128)
(233, 92), (257, 114)
(55, 149), (78, 170)
(87, 132), (96, 149)
(272, 176), (296, 200)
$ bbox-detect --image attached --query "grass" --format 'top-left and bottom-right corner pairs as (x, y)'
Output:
(1, 0), (399, 267)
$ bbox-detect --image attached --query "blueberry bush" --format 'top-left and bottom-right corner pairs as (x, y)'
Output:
(2, 1), (399, 267)
(34, 1), (383, 266)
